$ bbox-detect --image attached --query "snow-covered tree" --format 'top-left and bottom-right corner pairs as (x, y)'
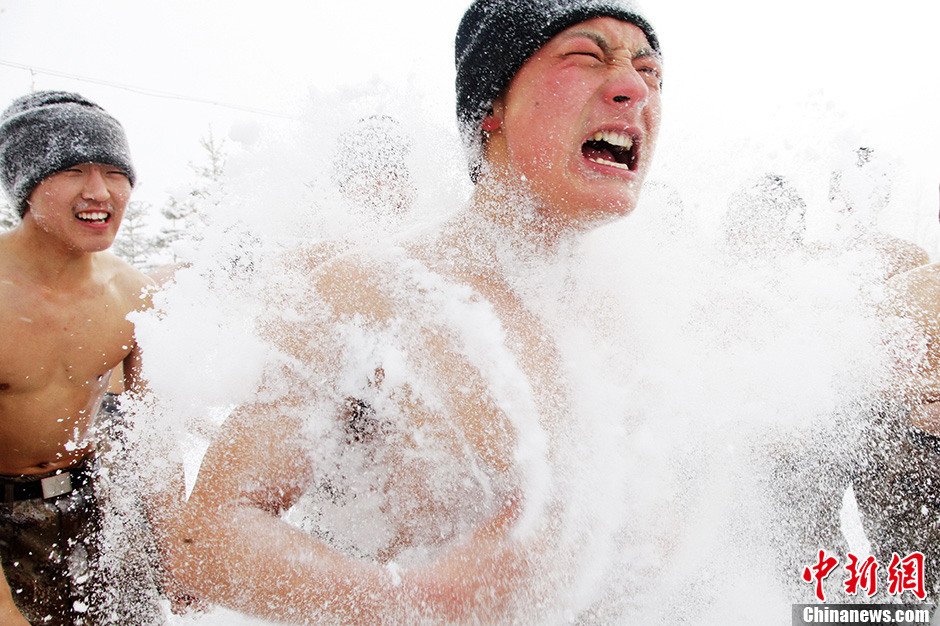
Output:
(112, 200), (161, 270)
(155, 195), (197, 264)
(192, 129), (227, 185)
(156, 129), (228, 263)
(0, 199), (16, 231)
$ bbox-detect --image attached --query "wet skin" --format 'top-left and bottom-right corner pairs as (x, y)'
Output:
(485, 18), (663, 227)
(159, 17), (663, 624)
(0, 566), (29, 625)
(887, 262), (940, 435)
(0, 163), (151, 475)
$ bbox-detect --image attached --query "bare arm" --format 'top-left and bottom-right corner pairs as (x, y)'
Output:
(885, 263), (940, 433)
(121, 341), (144, 398)
(159, 396), (524, 623)
(0, 568), (30, 626)
(162, 401), (390, 622)
(881, 236), (930, 280)
(154, 256), (536, 622)
(120, 281), (200, 610)
(863, 263), (940, 594)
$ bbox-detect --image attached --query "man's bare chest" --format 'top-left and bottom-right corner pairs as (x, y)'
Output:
(0, 283), (134, 390)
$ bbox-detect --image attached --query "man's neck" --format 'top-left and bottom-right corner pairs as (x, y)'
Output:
(468, 174), (576, 252)
(424, 185), (580, 300)
(3, 222), (99, 288)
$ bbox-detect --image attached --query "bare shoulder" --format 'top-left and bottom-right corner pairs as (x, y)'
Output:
(884, 265), (940, 375)
(286, 240), (350, 275)
(274, 244), (404, 324)
(259, 246), (406, 366)
(97, 252), (157, 311)
(315, 253), (401, 323)
(887, 262), (940, 322)
(869, 233), (930, 279)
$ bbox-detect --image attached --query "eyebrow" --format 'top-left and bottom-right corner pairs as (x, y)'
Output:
(566, 30), (612, 55)
(634, 48), (663, 63)
(564, 30), (663, 63)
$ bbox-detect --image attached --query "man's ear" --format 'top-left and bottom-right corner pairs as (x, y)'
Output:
(482, 98), (505, 133)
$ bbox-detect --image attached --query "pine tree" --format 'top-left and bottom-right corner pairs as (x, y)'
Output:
(193, 129), (227, 184)
(188, 128), (228, 220)
(0, 199), (17, 231)
(155, 129), (228, 263)
(112, 200), (161, 270)
(156, 195), (197, 265)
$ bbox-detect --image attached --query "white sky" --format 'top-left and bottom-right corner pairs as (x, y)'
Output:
(1, 0), (938, 225)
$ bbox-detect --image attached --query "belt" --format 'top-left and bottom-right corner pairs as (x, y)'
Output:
(0, 459), (94, 503)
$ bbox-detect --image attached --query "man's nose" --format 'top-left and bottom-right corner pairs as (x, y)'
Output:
(604, 64), (650, 109)
(81, 167), (110, 202)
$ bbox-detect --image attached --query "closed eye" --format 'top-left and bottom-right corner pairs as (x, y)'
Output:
(560, 34), (607, 62)
(635, 63), (662, 87)
(566, 50), (603, 61)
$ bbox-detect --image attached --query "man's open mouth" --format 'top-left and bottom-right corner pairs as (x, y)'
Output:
(582, 131), (638, 172)
(75, 210), (111, 224)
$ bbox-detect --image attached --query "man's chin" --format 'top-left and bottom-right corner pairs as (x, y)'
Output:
(565, 191), (640, 226)
(75, 237), (118, 254)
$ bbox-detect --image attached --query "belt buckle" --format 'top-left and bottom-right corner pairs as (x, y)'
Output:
(40, 473), (73, 499)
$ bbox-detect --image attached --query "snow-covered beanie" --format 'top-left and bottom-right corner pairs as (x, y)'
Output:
(0, 91), (136, 217)
(455, 0), (659, 181)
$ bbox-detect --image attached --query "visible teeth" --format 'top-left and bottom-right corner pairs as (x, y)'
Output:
(587, 157), (631, 170)
(77, 212), (108, 222)
(592, 131), (633, 149)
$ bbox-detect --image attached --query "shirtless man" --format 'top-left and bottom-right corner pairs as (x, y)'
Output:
(156, 0), (662, 622)
(853, 261), (940, 600)
(0, 91), (153, 624)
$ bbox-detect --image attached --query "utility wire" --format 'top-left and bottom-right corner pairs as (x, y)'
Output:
(0, 58), (298, 120)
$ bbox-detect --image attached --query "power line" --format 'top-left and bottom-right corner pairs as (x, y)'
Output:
(0, 58), (298, 120)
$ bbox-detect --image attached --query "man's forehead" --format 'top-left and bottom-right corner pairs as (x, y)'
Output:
(553, 18), (660, 59)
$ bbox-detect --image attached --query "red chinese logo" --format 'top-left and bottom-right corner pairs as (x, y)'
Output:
(844, 553), (879, 597)
(802, 550), (839, 601)
(801, 550), (926, 602)
(886, 552), (926, 600)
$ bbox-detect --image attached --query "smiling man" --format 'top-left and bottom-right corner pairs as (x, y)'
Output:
(158, 1), (662, 622)
(0, 91), (156, 624)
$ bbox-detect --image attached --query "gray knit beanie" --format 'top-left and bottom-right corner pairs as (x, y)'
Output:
(0, 91), (136, 217)
(455, 0), (659, 180)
